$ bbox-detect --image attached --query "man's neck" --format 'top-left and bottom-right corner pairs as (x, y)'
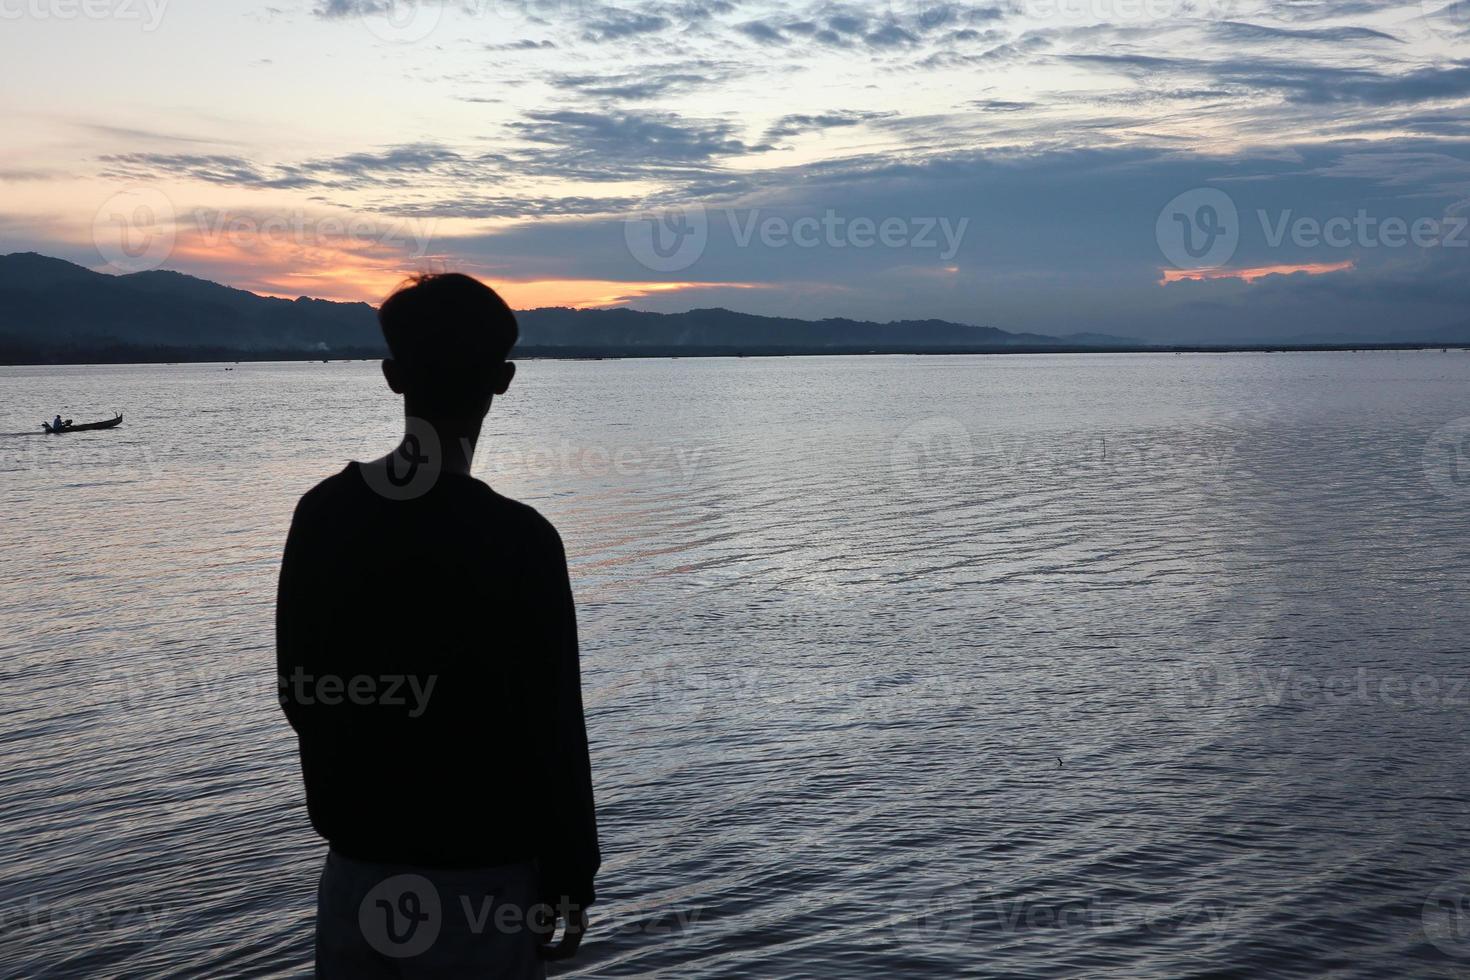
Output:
(396, 410), (485, 477)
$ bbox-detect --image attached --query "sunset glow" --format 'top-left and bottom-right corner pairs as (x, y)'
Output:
(1160, 262), (1357, 286)
(485, 279), (768, 311)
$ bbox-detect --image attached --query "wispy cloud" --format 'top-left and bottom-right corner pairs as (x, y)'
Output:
(1161, 260), (1356, 284)
(581, 10), (672, 42)
(764, 110), (896, 140)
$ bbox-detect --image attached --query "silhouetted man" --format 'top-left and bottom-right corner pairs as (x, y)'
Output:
(277, 274), (599, 978)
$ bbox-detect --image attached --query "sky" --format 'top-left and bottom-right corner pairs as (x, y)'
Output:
(1, 0), (1468, 341)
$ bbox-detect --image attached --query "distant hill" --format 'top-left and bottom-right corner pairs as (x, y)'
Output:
(0, 253), (381, 353)
(0, 253), (1139, 362)
(512, 305), (1128, 349)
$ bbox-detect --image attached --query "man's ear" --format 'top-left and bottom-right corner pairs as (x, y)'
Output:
(493, 360), (516, 395)
(382, 358), (405, 394)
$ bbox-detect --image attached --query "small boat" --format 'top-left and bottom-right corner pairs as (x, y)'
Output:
(44, 413), (123, 434)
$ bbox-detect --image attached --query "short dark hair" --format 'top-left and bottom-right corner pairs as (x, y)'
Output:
(378, 273), (518, 378)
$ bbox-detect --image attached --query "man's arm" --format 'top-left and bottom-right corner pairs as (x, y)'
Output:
(276, 494), (325, 735)
(535, 522), (601, 916)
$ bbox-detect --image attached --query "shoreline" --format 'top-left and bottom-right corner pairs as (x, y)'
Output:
(2, 342), (1469, 368)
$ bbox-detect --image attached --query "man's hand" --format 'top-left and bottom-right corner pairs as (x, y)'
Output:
(537, 905), (587, 961)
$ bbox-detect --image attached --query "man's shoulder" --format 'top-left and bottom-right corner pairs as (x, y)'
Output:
(293, 464), (359, 515)
(296, 466), (559, 530)
(290, 465), (563, 542)
(481, 489), (564, 546)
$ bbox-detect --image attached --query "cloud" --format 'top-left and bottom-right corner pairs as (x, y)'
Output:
(309, 143), (467, 176)
(967, 98), (1036, 112)
(865, 22), (921, 47)
(1269, 0), (1404, 21)
(91, 108), (773, 203)
(1344, 110), (1470, 137)
(1209, 21), (1400, 44)
(508, 110), (771, 179)
(1304, 150), (1470, 186)
(424, 137), (1470, 340)
(0, 168), (62, 181)
(486, 39), (557, 50)
(1070, 54), (1470, 107)
(312, 0), (405, 18)
(1161, 260), (1355, 284)
(764, 110), (895, 140)
(580, 10), (672, 42)
(98, 153), (293, 188)
(79, 122), (223, 145)
(549, 66), (730, 100)
(737, 20), (786, 42)
(43, 0), (1470, 339)
(96, 143), (490, 192)
(371, 194), (646, 219)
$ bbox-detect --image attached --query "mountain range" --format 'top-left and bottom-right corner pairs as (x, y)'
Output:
(5, 253), (1466, 363)
(0, 253), (1138, 362)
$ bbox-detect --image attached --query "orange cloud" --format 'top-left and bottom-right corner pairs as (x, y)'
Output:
(1160, 260), (1355, 285)
(165, 231), (429, 303)
(496, 279), (766, 310)
(150, 225), (765, 308)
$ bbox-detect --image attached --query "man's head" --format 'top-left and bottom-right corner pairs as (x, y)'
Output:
(379, 273), (518, 420)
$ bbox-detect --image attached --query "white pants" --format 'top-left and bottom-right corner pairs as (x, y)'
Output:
(316, 850), (548, 980)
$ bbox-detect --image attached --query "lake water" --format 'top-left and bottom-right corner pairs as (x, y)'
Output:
(3, 352), (1470, 977)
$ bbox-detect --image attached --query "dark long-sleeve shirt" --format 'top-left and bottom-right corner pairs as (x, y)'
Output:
(276, 461), (600, 908)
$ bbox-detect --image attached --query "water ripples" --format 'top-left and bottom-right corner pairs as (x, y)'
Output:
(2, 353), (1470, 976)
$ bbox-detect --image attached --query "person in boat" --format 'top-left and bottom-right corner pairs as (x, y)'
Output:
(277, 273), (599, 978)
(52, 414), (65, 432)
